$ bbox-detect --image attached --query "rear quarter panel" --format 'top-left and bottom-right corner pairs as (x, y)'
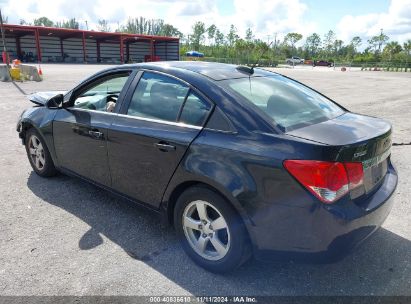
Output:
(164, 128), (396, 253)
(162, 129), (330, 248)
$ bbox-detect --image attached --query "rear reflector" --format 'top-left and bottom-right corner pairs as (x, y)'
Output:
(284, 160), (364, 204)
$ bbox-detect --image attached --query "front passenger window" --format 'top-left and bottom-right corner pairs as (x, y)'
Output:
(72, 73), (130, 112)
(127, 72), (189, 122)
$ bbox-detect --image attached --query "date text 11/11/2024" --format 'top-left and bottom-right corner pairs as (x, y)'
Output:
(149, 296), (258, 303)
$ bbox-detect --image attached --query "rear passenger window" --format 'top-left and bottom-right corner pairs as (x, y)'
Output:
(179, 92), (211, 126)
(127, 72), (189, 122)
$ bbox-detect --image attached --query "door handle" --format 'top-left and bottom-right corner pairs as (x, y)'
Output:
(88, 130), (104, 140)
(155, 142), (176, 152)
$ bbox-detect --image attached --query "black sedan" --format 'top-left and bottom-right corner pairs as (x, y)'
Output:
(17, 62), (397, 273)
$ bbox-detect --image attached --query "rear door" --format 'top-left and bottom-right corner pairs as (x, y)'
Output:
(108, 71), (213, 207)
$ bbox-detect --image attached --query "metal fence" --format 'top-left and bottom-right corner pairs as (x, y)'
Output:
(331, 62), (411, 72)
(180, 56), (278, 67)
(180, 56), (411, 72)
(353, 61), (411, 72)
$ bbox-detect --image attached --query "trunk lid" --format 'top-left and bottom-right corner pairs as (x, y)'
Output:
(287, 112), (391, 147)
(287, 112), (392, 197)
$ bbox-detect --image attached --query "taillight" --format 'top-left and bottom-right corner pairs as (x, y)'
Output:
(344, 162), (364, 190)
(283, 160), (364, 204)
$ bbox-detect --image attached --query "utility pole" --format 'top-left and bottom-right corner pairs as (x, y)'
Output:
(273, 32), (278, 56)
(0, 8), (11, 81)
(0, 9), (8, 55)
(0, 8), (10, 68)
(379, 28), (383, 54)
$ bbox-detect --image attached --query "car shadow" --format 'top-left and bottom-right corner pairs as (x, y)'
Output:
(27, 172), (411, 296)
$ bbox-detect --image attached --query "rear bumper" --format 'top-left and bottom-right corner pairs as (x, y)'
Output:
(252, 163), (398, 262)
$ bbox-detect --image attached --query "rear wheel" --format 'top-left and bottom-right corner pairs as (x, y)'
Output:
(174, 186), (251, 273)
(25, 128), (57, 177)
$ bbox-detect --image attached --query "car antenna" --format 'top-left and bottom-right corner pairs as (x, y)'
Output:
(236, 41), (273, 75)
(237, 40), (273, 95)
(252, 41), (273, 70)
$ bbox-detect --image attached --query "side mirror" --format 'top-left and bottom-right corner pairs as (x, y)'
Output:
(46, 94), (64, 109)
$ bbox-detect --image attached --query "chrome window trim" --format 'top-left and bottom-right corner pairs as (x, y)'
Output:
(69, 69), (134, 104)
(67, 107), (202, 130)
(134, 69), (215, 112)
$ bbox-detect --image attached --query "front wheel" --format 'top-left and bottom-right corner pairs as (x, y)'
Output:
(174, 186), (251, 273)
(25, 128), (58, 177)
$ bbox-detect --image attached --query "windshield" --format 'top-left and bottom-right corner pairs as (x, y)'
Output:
(222, 76), (345, 131)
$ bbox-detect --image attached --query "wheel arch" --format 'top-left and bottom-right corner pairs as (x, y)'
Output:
(161, 179), (256, 245)
(19, 119), (41, 144)
(19, 118), (59, 167)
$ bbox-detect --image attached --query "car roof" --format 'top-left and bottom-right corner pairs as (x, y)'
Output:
(120, 61), (275, 81)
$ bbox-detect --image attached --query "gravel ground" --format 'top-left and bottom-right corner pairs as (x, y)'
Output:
(0, 64), (410, 296)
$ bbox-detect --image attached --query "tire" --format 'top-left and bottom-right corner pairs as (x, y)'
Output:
(174, 186), (251, 273)
(25, 128), (58, 177)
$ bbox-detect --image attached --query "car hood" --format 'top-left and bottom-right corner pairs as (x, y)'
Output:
(28, 91), (66, 106)
(286, 112), (391, 146)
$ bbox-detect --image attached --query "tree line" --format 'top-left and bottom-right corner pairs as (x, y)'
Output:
(183, 22), (411, 65)
(5, 14), (411, 65)
(17, 16), (182, 38)
(19, 16), (80, 30)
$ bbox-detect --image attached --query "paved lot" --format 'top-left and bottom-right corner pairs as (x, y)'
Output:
(0, 64), (410, 296)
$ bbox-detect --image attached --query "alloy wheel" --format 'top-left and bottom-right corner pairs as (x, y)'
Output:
(28, 135), (46, 171)
(182, 200), (231, 261)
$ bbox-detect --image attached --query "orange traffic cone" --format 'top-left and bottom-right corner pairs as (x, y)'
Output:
(38, 65), (43, 76)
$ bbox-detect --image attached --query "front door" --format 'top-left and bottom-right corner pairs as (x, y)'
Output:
(108, 71), (212, 207)
(53, 71), (132, 186)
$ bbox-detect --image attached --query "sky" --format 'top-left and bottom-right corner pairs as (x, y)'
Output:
(1, 0), (411, 45)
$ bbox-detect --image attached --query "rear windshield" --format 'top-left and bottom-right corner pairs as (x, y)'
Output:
(221, 76), (345, 131)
